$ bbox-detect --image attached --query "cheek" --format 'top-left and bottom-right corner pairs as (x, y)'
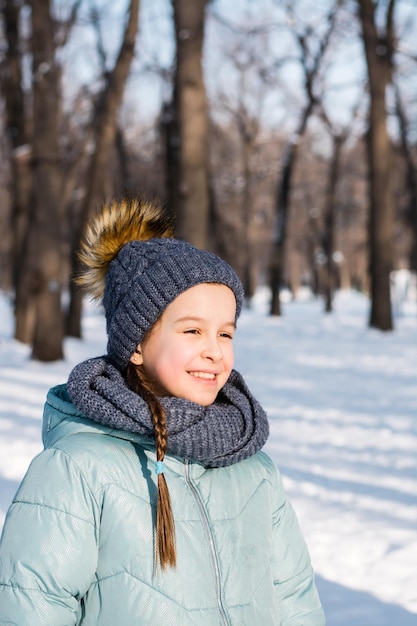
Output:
(150, 341), (191, 377)
(225, 346), (235, 370)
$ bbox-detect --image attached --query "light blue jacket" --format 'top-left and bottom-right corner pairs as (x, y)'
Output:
(0, 384), (325, 625)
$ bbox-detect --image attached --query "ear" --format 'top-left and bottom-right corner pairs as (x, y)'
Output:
(129, 345), (144, 366)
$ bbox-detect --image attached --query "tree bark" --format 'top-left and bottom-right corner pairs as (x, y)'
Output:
(169, 0), (210, 249)
(0, 0), (34, 343)
(30, 0), (64, 361)
(323, 135), (342, 313)
(357, 0), (394, 330)
(394, 83), (417, 272)
(242, 132), (256, 301)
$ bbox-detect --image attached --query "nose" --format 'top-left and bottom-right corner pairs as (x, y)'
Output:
(201, 335), (223, 361)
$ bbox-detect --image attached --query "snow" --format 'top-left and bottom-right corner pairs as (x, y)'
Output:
(1, 286), (416, 625)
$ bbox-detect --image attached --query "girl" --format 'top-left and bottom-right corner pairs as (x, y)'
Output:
(0, 197), (325, 625)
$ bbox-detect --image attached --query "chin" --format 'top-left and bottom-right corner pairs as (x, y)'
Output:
(181, 393), (217, 407)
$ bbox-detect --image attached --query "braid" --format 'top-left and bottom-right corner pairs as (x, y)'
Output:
(126, 362), (176, 570)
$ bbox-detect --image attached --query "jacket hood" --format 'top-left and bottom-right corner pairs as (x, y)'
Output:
(42, 384), (155, 449)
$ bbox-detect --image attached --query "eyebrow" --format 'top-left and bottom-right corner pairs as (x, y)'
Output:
(174, 316), (236, 328)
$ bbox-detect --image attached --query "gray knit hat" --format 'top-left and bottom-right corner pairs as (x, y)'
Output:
(103, 238), (244, 371)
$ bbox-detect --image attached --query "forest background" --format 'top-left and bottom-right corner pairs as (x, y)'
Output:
(0, 0), (416, 362)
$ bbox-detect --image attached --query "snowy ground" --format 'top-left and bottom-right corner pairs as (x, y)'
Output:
(0, 286), (416, 625)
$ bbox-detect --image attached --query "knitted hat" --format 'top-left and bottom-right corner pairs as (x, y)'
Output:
(103, 238), (244, 370)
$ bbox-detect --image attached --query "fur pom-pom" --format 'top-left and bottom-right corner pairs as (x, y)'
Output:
(76, 196), (175, 300)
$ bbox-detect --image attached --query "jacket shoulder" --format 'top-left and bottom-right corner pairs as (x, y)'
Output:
(238, 449), (283, 486)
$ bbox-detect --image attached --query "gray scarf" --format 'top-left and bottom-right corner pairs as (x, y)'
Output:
(66, 357), (269, 468)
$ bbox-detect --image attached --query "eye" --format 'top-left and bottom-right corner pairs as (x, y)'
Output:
(184, 328), (200, 335)
(219, 331), (234, 340)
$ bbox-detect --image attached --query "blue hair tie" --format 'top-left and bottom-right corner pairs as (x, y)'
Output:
(155, 461), (165, 475)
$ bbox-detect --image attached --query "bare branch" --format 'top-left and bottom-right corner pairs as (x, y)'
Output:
(54, 0), (83, 48)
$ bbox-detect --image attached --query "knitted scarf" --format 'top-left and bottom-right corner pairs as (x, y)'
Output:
(66, 357), (269, 468)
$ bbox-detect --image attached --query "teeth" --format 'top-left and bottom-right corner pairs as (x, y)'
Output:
(190, 371), (216, 380)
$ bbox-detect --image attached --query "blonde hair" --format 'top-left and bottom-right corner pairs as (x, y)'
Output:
(126, 361), (176, 571)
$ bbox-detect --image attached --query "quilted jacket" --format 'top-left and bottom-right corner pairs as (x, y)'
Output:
(0, 384), (325, 625)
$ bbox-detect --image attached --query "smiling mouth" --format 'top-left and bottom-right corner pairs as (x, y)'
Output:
(189, 371), (216, 380)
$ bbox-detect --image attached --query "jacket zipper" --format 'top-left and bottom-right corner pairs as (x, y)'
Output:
(184, 460), (230, 626)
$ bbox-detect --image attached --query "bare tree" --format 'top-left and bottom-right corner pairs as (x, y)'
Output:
(66, 0), (140, 338)
(167, 0), (210, 249)
(1, 0), (33, 343)
(1, 0), (81, 355)
(213, 41), (265, 299)
(393, 82), (417, 272)
(323, 133), (343, 312)
(320, 97), (363, 312)
(357, 0), (395, 330)
(269, 0), (343, 315)
(1, 0), (140, 351)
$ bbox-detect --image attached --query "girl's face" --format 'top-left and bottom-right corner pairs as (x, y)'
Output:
(131, 283), (236, 406)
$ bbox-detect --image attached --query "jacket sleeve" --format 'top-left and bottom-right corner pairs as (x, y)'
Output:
(271, 465), (326, 626)
(0, 447), (100, 626)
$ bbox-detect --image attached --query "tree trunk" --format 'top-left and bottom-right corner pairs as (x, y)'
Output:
(164, 100), (181, 225)
(358, 0), (394, 330)
(394, 83), (417, 272)
(10, 151), (34, 345)
(242, 133), (256, 302)
(169, 0), (210, 249)
(269, 141), (295, 317)
(30, 0), (64, 361)
(66, 0), (140, 337)
(270, 108), (311, 316)
(323, 135), (342, 313)
(0, 0), (35, 343)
